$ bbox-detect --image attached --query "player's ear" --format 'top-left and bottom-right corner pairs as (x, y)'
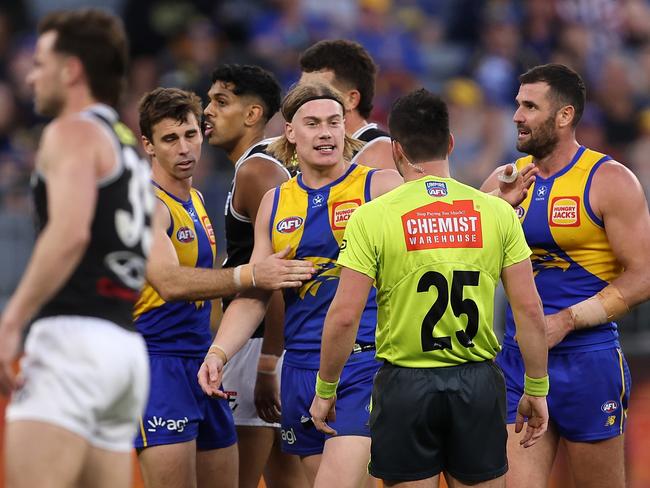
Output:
(557, 104), (575, 129)
(245, 103), (264, 127)
(142, 136), (155, 158)
(285, 122), (295, 144)
(448, 132), (454, 157)
(346, 89), (361, 112)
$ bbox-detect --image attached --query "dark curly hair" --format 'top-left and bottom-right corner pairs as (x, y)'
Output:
(210, 64), (281, 123)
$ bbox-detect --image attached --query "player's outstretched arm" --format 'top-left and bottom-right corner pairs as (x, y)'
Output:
(146, 202), (313, 301)
(502, 258), (549, 448)
(545, 161), (650, 347)
(481, 163), (538, 207)
(198, 190), (294, 397)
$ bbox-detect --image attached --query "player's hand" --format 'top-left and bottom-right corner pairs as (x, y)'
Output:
(254, 246), (315, 290)
(515, 394), (549, 448)
(197, 352), (228, 399)
(309, 395), (337, 435)
(254, 371), (281, 423)
(497, 163), (538, 208)
(545, 309), (574, 349)
(0, 319), (23, 396)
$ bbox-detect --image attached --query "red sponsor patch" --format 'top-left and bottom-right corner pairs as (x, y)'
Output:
(402, 200), (483, 250)
(276, 216), (304, 233)
(331, 199), (361, 230)
(549, 197), (580, 227)
(201, 216), (216, 245)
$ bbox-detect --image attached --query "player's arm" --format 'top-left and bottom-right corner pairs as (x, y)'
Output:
(369, 168), (403, 199)
(546, 161), (650, 346)
(501, 258), (549, 447)
(255, 290), (284, 423)
(355, 138), (396, 170)
(232, 155), (288, 223)
(234, 155), (290, 422)
(0, 119), (101, 394)
(480, 163), (538, 207)
(146, 198), (311, 301)
(198, 189), (282, 397)
(310, 266), (374, 435)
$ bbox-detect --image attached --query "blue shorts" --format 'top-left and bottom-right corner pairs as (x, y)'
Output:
(280, 352), (380, 456)
(134, 355), (237, 450)
(496, 345), (631, 441)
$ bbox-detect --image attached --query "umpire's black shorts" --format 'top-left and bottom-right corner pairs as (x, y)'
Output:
(368, 360), (508, 483)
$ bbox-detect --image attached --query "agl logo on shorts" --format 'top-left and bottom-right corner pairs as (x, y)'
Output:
(549, 197), (580, 227)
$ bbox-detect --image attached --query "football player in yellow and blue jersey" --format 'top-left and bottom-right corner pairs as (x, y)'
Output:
(299, 39), (395, 171)
(310, 89), (549, 487)
(198, 82), (402, 488)
(134, 88), (314, 488)
(483, 64), (650, 488)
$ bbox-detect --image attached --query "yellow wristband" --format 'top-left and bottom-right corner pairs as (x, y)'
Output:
(315, 372), (339, 399)
(524, 374), (549, 397)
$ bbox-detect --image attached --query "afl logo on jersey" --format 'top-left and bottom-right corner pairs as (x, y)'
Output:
(277, 216), (304, 233)
(601, 400), (618, 413)
(550, 196), (580, 227)
(425, 181), (448, 197)
(176, 227), (195, 243)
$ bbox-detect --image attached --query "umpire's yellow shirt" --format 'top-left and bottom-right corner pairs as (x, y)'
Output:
(338, 176), (530, 368)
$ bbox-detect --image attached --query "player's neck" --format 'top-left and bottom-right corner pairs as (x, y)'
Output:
(344, 111), (367, 137)
(228, 129), (266, 164)
(59, 86), (100, 117)
(299, 160), (349, 189)
(403, 160), (450, 182)
(152, 166), (192, 201)
(532, 138), (581, 178)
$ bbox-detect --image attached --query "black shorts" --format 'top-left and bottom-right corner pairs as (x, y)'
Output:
(368, 361), (508, 483)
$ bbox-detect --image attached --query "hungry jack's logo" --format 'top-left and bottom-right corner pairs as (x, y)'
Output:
(402, 200), (483, 251)
(331, 200), (361, 230)
(549, 197), (580, 227)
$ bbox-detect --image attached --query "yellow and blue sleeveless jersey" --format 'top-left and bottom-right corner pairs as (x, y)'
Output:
(269, 164), (378, 368)
(338, 176), (530, 368)
(504, 146), (623, 352)
(134, 183), (217, 357)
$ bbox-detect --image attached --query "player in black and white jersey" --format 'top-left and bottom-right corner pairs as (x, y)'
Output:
(0, 10), (153, 488)
(299, 39), (394, 170)
(203, 64), (308, 488)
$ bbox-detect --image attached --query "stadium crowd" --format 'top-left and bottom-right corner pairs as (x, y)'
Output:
(2, 1), (650, 276)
